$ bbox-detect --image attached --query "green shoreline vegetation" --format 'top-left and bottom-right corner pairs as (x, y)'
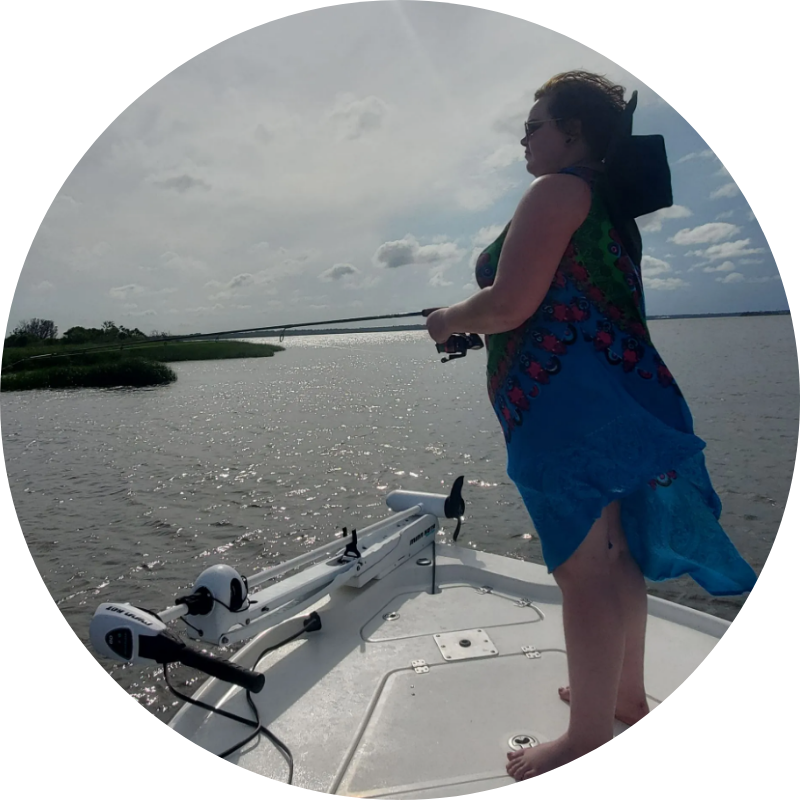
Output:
(1, 319), (284, 392)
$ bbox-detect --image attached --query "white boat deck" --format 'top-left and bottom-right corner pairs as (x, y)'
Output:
(170, 542), (727, 796)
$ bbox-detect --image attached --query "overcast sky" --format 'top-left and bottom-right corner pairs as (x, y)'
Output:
(8, 1), (784, 336)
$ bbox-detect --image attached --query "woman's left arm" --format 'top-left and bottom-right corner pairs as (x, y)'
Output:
(427, 173), (591, 342)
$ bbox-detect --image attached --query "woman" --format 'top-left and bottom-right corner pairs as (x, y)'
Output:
(425, 71), (757, 781)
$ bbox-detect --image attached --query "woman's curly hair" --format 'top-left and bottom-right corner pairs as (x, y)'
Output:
(534, 70), (627, 160)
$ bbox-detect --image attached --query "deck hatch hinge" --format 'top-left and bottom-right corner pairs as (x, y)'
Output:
(411, 659), (429, 674)
(515, 597), (532, 607)
(521, 645), (541, 659)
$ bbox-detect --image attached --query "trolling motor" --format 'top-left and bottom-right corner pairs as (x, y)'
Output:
(436, 333), (484, 363)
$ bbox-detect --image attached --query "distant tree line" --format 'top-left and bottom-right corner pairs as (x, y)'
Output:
(3, 318), (162, 348)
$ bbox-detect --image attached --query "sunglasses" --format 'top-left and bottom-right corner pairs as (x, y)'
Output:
(524, 118), (563, 139)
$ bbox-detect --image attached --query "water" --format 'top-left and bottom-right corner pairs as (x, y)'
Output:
(2, 316), (797, 721)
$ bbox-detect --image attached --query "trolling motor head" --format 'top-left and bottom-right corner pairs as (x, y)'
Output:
(90, 602), (266, 692)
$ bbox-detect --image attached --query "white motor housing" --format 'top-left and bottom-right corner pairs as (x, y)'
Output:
(386, 489), (448, 518)
(181, 564), (249, 644)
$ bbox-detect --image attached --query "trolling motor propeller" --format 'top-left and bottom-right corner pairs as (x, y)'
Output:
(444, 476), (466, 540)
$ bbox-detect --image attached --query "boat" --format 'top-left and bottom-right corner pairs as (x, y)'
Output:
(89, 477), (731, 796)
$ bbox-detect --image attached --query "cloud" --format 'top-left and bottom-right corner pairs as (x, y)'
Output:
(702, 260), (736, 273)
(53, 194), (81, 211)
(639, 205), (692, 232)
(710, 182), (739, 199)
(328, 94), (389, 140)
(641, 256), (687, 290)
(228, 273), (254, 289)
(746, 275), (781, 284)
(181, 304), (226, 315)
(641, 255), (672, 277)
(716, 272), (745, 284)
(248, 241), (271, 256)
(109, 284), (146, 299)
(472, 224), (506, 247)
(715, 210), (735, 220)
(373, 235), (462, 269)
(160, 251), (207, 272)
(32, 281), (56, 293)
(646, 277), (688, 291)
(13, 3), (775, 334)
(676, 150), (715, 163)
(690, 239), (765, 262)
(154, 174), (211, 192)
(429, 268), (453, 288)
(320, 263), (360, 281)
(204, 273), (258, 299)
(483, 143), (523, 169)
(670, 222), (741, 245)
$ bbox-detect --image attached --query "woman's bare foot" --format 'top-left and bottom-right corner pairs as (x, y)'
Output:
(558, 685), (649, 726)
(506, 734), (601, 781)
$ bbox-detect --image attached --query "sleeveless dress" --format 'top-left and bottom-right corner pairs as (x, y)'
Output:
(475, 166), (756, 596)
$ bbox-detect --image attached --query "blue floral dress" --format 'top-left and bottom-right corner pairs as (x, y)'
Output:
(476, 166), (756, 595)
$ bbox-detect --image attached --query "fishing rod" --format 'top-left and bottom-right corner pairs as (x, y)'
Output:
(2, 309), (484, 372)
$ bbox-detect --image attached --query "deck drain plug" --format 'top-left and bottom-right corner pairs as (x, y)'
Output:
(508, 734), (539, 750)
(383, 612), (400, 621)
(416, 558), (432, 566)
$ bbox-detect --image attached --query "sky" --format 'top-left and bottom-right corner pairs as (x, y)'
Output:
(7, 1), (785, 337)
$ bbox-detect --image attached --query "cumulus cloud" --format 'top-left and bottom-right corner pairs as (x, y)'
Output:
(639, 205), (692, 232)
(716, 272), (745, 284)
(429, 268), (453, 288)
(641, 255), (672, 277)
(109, 284), (146, 299)
(641, 256), (687, 290)
(646, 277), (688, 291)
(483, 143), (523, 169)
(373, 235), (462, 269)
(710, 182), (739, 199)
(248, 241), (271, 256)
(669, 222), (741, 245)
(690, 239), (765, 261)
(160, 251), (206, 272)
(676, 150), (715, 163)
(154, 174), (211, 192)
(702, 260), (736, 273)
(472, 224), (506, 247)
(228, 273), (254, 289)
(328, 94), (389, 140)
(320, 263), (360, 281)
(204, 273), (258, 299)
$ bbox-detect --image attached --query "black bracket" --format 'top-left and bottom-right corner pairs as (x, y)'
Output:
(338, 527), (361, 562)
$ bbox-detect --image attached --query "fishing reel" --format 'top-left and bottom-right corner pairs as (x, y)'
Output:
(436, 333), (484, 363)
